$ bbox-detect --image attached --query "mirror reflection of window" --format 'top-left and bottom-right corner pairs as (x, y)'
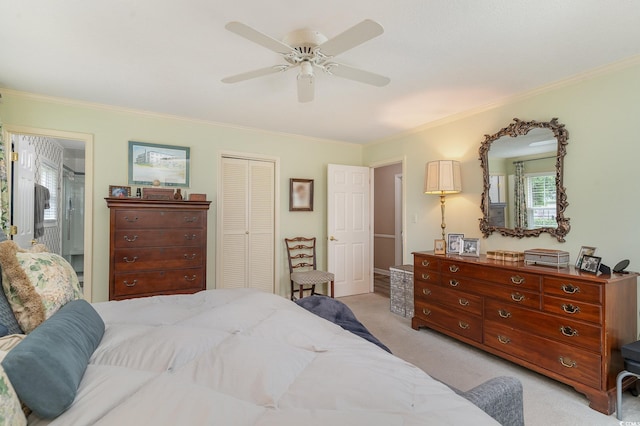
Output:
(525, 173), (557, 228)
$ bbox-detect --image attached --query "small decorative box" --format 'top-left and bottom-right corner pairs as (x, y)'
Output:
(487, 250), (524, 262)
(189, 193), (207, 201)
(142, 187), (174, 200)
(524, 249), (570, 267)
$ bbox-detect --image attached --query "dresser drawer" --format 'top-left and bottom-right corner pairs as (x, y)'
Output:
(478, 282), (540, 309)
(485, 299), (601, 351)
(543, 277), (602, 304)
(415, 282), (482, 316)
(415, 256), (440, 271)
(114, 210), (205, 229)
(113, 269), (204, 298)
(485, 321), (601, 389)
(413, 268), (440, 285)
(441, 260), (540, 291)
(114, 247), (204, 271)
(543, 295), (602, 324)
(114, 229), (205, 248)
(415, 300), (482, 342)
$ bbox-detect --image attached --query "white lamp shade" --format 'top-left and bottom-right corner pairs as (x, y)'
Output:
(424, 160), (462, 194)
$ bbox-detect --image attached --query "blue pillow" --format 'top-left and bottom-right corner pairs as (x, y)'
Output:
(0, 232), (22, 335)
(1, 299), (104, 418)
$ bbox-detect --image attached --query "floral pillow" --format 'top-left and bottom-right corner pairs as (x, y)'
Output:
(0, 363), (27, 426)
(0, 241), (83, 333)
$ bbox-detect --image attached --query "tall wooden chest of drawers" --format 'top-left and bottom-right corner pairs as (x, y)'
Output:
(106, 198), (211, 300)
(412, 251), (638, 415)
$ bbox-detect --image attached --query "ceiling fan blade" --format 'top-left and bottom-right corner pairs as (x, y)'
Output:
(222, 65), (289, 84)
(225, 21), (296, 55)
(297, 63), (315, 103)
(317, 19), (384, 58)
(325, 63), (390, 87)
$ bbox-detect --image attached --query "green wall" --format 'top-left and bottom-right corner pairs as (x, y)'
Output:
(364, 59), (640, 278)
(2, 57), (640, 304)
(0, 94), (362, 301)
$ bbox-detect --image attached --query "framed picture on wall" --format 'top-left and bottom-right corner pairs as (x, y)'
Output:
(290, 178), (314, 211)
(128, 141), (190, 187)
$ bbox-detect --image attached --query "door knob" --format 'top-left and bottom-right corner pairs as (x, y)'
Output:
(329, 236), (338, 241)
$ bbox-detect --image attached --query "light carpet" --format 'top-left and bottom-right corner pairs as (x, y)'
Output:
(339, 292), (640, 425)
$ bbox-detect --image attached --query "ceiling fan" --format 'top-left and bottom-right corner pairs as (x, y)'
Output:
(221, 19), (390, 103)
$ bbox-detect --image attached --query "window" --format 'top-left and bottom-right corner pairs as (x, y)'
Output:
(526, 173), (556, 228)
(40, 161), (58, 222)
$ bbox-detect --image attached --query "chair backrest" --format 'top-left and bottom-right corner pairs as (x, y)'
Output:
(284, 237), (317, 274)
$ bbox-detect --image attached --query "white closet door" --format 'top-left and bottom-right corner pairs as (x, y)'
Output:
(220, 157), (275, 292)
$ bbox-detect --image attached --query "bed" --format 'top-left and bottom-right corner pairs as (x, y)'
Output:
(1, 284), (512, 425)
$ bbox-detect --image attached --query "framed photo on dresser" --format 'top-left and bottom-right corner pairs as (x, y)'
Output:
(459, 238), (480, 257)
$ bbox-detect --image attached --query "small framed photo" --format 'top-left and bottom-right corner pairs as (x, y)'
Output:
(575, 246), (597, 268)
(434, 239), (446, 255)
(459, 238), (480, 257)
(580, 254), (601, 274)
(290, 178), (314, 211)
(447, 233), (464, 254)
(109, 185), (131, 198)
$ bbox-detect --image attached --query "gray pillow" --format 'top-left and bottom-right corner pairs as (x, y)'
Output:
(1, 298), (104, 418)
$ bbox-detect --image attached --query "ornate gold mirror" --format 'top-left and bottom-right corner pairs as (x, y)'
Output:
(479, 118), (569, 242)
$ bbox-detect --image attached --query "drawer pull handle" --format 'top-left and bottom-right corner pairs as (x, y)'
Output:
(449, 279), (459, 287)
(421, 273), (430, 280)
(560, 326), (579, 337)
(124, 216), (139, 222)
(123, 280), (137, 287)
(184, 216), (198, 223)
(497, 335), (511, 344)
(510, 275), (525, 285)
(562, 304), (581, 314)
(422, 288), (431, 296)
(184, 253), (197, 260)
(559, 357), (577, 368)
(184, 275), (197, 282)
(184, 234), (197, 240)
(458, 298), (469, 307)
(561, 284), (580, 294)
(123, 256), (138, 263)
(123, 235), (138, 242)
(458, 321), (470, 330)
(422, 308), (431, 316)
(449, 265), (460, 273)
(498, 309), (512, 319)
(421, 260), (430, 267)
(511, 292), (525, 302)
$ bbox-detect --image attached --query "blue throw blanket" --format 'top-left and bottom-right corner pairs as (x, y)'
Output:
(295, 295), (391, 353)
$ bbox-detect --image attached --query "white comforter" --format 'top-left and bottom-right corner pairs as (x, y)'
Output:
(30, 289), (496, 425)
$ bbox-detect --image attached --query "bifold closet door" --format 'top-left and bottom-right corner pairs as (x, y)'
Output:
(220, 157), (275, 292)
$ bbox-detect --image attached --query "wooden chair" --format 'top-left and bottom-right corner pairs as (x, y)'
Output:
(285, 237), (335, 301)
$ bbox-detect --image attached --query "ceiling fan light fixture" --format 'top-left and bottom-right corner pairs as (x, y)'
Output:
(299, 61), (314, 78)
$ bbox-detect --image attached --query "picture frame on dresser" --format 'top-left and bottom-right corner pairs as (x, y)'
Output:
(575, 246), (597, 268)
(459, 238), (480, 257)
(447, 233), (464, 254)
(109, 185), (131, 198)
(128, 141), (190, 187)
(580, 254), (601, 274)
(434, 239), (445, 255)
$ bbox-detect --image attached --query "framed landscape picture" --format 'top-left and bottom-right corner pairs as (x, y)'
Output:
(128, 141), (190, 187)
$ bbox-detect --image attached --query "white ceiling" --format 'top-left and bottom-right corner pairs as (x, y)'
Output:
(2, 1), (640, 144)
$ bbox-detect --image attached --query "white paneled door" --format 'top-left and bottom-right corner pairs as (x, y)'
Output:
(12, 135), (36, 249)
(327, 164), (371, 297)
(218, 157), (275, 293)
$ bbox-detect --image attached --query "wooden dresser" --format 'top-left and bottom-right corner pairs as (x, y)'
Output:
(106, 198), (211, 300)
(412, 251), (638, 415)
